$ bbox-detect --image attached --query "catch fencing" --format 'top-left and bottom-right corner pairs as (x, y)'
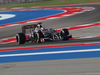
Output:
(0, 0), (43, 5)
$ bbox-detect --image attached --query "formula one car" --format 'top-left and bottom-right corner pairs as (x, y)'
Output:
(16, 23), (72, 44)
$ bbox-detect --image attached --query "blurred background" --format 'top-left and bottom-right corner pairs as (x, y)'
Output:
(0, 0), (100, 8)
(0, 0), (43, 5)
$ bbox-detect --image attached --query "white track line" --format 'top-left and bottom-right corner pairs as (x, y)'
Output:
(0, 48), (100, 57)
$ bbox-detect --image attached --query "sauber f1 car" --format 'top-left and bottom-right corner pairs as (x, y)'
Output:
(16, 23), (72, 44)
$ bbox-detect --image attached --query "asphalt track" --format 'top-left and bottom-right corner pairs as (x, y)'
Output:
(0, 3), (100, 75)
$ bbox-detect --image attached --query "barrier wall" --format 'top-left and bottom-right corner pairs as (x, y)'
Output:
(0, 0), (43, 5)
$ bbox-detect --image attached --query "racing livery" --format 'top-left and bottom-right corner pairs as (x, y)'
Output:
(16, 23), (72, 44)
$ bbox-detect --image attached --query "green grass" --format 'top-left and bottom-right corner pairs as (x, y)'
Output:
(0, 0), (100, 8)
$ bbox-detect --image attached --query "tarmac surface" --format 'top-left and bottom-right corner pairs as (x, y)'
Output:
(0, 58), (100, 75)
(0, 3), (100, 75)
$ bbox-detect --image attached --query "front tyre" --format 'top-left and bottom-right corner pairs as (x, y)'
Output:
(16, 33), (26, 44)
(59, 29), (69, 40)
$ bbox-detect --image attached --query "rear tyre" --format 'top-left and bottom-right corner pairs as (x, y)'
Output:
(16, 33), (26, 44)
(59, 29), (69, 40)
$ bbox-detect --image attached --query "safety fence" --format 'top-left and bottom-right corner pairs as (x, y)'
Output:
(0, 0), (43, 5)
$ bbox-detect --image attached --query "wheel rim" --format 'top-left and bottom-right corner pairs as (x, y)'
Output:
(16, 34), (20, 44)
(35, 33), (40, 43)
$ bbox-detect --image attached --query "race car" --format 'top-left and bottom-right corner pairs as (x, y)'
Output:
(16, 23), (72, 44)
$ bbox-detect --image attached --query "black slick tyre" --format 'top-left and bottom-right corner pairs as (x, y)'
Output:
(16, 33), (26, 44)
(59, 29), (69, 40)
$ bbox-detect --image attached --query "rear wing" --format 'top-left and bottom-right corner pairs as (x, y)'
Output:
(22, 24), (37, 34)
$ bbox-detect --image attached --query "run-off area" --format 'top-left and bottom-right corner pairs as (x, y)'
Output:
(0, 44), (100, 63)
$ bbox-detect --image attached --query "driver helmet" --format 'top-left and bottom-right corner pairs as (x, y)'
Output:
(37, 22), (42, 28)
